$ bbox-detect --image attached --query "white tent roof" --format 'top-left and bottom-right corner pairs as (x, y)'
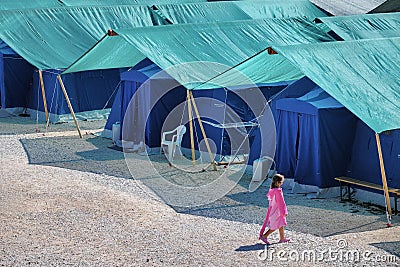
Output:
(310, 0), (385, 15)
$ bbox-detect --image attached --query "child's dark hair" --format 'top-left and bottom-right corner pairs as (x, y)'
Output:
(270, 174), (284, 189)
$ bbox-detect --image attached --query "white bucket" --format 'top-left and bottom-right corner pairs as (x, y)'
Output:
(112, 122), (121, 144)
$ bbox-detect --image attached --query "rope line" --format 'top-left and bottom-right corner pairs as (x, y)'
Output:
(102, 81), (121, 110)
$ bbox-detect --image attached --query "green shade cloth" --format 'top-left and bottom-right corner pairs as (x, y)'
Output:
(67, 34), (144, 73)
(235, 0), (326, 19)
(62, 0), (206, 6)
(319, 12), (400, 40)
(0, 0), (63, 10)
(273, 37), (400, 133)
(0, 6), (154, 69)
(64, 18), (334, 89)
(154, 0), (326, 24)
(0, 0), (206, 10)
(153, 2), (251, 24)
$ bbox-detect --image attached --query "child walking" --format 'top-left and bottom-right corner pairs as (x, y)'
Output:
(259, 173), (290, 245)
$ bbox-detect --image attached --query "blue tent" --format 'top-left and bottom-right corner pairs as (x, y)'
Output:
(274, 78), (357, 188)
(347, 120), (400, 189)
(1, 40), (124, 121)
(106, 61), (286, 164)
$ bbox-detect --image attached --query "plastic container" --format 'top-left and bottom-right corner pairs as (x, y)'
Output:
(112, 122), (121, 144)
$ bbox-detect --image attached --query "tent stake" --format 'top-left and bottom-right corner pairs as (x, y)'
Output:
(38, 70), (49, 127)
(187, 90), (196, 165)
(189, 91), (217, 171)
(375, 133), (392, 224)
(57, 75), (82, 138)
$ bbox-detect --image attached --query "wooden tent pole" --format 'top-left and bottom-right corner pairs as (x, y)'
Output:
(187, 90), (195, 164)
(57, 75), (82, 138)
(38, 70), (49, 127)
(189, 91), (217, 171)
(375, 133), (392, 221)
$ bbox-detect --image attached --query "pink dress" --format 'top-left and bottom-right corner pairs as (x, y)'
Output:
(260, 188), (288, 234)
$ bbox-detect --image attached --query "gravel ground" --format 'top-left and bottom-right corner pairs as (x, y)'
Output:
(0, 114), (399, 266)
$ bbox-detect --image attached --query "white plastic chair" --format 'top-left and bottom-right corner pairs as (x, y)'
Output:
(161, 125), (186, 162)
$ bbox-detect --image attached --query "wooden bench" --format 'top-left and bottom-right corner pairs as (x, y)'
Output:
(335, 177), (400, 215)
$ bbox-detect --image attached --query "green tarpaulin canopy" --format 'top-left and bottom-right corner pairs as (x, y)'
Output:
(272, 37), (400, 133)
(153, 2), (251, 24)
(318, 12), (400, 40)
(153, 0), (326, 24)
(0, 5), (154, 69)
(0, 0), (63, 10)
(64, 18), (334, 89)
(62, 0), (206, 6)
(234, 0), (326, 19)
(0, 0), (207, 11)
(67, 35), (145, 74)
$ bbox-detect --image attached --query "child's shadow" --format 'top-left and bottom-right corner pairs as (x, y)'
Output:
(235, 243), (266, 252)
(236, 241), (285, 252)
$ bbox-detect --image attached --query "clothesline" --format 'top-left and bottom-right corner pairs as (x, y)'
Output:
(201, 120), (259, 129)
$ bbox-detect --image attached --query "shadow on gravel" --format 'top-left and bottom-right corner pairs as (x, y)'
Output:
(0, 115), (106, 135)
(20, 135), (133, 179)
(235, 243), (265, 252)
(175, 174), (396, 238)
(370, 241), (400, 259)
(19, 134), (397, 239)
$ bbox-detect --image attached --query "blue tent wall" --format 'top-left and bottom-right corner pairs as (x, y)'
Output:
(0, 54), (4, 108)
(29, 68), (122, 121)
(347, 120), (400, 189)
(275, 86), (357, 188)
(0, 54), (34, 109)
(148, 87), (186, 148)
